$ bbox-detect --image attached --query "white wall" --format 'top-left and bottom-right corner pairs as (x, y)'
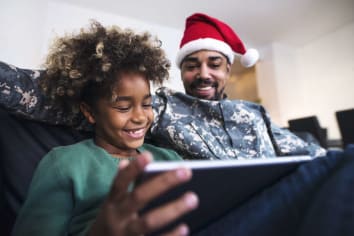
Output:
(257, 43), (307, 126)
(297, 21), (354, 139)
(0, 0), (47, 68)
(257, 21), (354, 139)
(0, 0), (185, 93)
(256, 45), (281, 123)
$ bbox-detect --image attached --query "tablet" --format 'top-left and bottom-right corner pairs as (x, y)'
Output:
(137, 155), (313, 235)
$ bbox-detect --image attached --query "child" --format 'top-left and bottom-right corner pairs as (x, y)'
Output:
(12, 21), (198, 236)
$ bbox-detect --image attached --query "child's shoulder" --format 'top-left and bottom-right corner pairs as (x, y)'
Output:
(41, 139), (99, 167)
(140, 143), (183, 161)
(37, 139), (113, 176)
(50, 139), (94, 155)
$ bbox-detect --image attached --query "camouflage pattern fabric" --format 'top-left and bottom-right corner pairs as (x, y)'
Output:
(0, 61), (86, 129)
(0, 61), (326, 160)
(150, 87), (325, 159)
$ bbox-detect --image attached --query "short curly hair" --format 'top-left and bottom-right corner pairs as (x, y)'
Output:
(40, 20), (171, 115)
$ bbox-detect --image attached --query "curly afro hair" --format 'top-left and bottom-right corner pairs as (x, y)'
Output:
(40, 20), (171, 116)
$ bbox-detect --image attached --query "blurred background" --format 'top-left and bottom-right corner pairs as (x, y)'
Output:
(1, 0), (353, 142)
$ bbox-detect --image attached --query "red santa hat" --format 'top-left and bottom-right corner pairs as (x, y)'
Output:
(176, 13), (259, 68)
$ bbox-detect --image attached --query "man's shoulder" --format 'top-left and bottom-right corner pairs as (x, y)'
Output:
(155, 86), (180, 97)
(155, 87), (262, 107)
(0, 60), (44, 81)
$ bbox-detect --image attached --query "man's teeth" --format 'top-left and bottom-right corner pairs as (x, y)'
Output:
(197, 86), (212, 90)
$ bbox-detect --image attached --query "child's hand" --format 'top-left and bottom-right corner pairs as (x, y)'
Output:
(87, 152), (198, 236)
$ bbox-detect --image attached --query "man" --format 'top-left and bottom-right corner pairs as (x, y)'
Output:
(148, 13), (325, 159)
(0, 13), (325, 160)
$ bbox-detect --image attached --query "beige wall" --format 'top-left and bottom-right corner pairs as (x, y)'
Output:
(225, 63), (260, 103)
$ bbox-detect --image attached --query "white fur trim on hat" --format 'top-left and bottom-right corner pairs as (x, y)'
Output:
(240, 48), (259, 68)
(176, 38), (234, 67)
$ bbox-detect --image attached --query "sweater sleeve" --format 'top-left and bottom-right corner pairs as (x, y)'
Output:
(12, 151), (74, 236)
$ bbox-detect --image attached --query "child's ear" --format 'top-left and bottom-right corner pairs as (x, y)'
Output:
(80, 102), (96, 124)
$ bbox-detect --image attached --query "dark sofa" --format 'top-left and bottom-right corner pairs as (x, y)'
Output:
(0, 108), (91, 235)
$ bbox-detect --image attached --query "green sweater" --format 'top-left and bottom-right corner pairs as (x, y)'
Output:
(12, 139), (182, 236)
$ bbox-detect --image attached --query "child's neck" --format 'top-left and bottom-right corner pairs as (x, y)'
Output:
(93, 137), (139, 158)
(110, 150), (139, 159)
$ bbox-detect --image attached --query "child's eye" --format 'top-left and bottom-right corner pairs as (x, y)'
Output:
(143, 103), (153, 109)
(113, 106), (130, 112)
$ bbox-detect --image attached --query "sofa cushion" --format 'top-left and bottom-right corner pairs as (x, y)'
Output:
(0, 108), (91, 235)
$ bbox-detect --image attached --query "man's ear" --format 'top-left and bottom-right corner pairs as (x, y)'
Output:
(226, 63), (231, 74)
(80, 102), (96, 124)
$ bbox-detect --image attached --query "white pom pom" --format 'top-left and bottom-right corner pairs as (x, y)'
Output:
(240, 48), (260, 67)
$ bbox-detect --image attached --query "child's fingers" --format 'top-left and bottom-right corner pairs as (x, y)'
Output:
(118, 159), (130, 170)
(108, 152), (152, 202)
(119, 166), (193, 218)
(161, 224), (189, 236)
(144, 192), (198, 233)
(134, 167), (192, 209)
(126, 192), (198, 235)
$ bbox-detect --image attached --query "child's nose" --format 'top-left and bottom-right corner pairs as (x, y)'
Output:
(131, 107), (146, 123)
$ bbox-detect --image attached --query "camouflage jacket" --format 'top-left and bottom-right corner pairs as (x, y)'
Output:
(0, 61), (326, 159)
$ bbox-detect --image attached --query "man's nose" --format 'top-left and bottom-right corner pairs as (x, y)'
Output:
(199, 64), (211, 79)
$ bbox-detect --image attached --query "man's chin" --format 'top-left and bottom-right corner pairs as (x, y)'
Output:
(193, 93), (214, 100)
(191, 88), (216, 100)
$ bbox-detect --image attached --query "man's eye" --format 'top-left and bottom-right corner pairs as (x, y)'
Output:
(210, 64), (221, 68)
(185, 64), (198, 70)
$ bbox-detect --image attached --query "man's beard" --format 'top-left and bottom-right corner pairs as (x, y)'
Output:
(190, 78), (224, 100)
